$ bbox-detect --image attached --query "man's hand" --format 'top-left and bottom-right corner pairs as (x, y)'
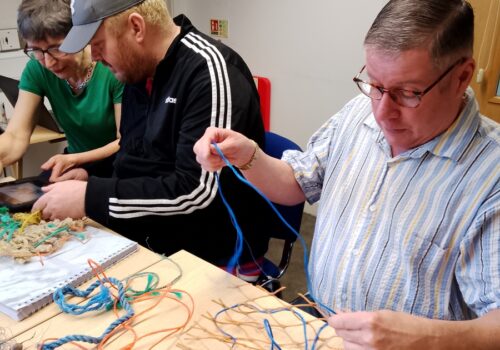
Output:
(328, 310), (434, 350)
(32, 180), (87, 220)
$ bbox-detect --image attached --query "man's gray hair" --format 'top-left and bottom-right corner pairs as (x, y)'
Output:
(17, 0), (72, 41)
(365, 0), (474, 68)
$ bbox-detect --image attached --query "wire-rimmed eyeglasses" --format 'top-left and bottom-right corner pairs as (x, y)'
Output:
(24, 44), (67, 61)
(353, 58), (465, 108)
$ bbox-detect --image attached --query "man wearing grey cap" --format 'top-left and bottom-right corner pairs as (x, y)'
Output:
(33, 0), (281, 275)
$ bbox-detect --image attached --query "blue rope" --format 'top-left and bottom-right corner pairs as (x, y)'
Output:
(215, 171), (244, 275)
(263, 319), (283, 350)
(53, 280), (112, 315)
(41, 277), (134, 349)
(311, 322), (330, 350)
(214, 302), (328, 349)
(211, 142), (335, 316)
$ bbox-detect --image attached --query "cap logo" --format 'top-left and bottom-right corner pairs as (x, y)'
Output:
(70, 0), (75, 15)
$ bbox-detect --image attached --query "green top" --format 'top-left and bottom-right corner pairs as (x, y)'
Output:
(19, 60), (124, 154)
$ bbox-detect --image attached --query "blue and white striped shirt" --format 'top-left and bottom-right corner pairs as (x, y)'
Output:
(283, 88), (500, 320)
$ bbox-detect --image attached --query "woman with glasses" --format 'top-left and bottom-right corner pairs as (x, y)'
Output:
(0, 0), (123, 182)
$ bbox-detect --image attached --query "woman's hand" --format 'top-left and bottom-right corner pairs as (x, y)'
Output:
(193, 126), (256, 171)
(41, 154), (78, 182)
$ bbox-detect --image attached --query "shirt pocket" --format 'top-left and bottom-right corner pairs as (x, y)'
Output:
(391, 233), (454, 318)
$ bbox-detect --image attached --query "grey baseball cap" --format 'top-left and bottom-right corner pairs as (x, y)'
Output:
(60, 0), (146, 53)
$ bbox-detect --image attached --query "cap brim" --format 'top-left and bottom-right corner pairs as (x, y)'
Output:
(60, 20), (102, 53)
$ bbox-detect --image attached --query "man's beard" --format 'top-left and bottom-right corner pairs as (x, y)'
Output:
(117, 46), (151, 84)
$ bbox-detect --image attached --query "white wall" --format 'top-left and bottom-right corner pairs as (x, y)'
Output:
(171, 0), (386, 213)
(0, 0), (21, 29)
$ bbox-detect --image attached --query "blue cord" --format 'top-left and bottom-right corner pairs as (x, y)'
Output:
(214, 302), (328, 349)
(263, 319), (283, 350)
(53, 282), (111, 315)
(211, 142), (335, 316)
(311, 322), (331, 350)
(215, 171), (244, 275)
(42, 277), (134, 349)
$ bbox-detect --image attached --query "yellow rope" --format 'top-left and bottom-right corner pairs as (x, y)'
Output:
(12, 210), (42, 234)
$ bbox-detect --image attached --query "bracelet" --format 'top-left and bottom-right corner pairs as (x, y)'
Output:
(237, 140), (259, 171)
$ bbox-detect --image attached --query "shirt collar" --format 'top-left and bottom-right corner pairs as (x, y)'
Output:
(363, 87), (480, 161)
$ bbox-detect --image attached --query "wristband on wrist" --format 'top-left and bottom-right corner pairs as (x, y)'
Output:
(237, 140), (259, 171)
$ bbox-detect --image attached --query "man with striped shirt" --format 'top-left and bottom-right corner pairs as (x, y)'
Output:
(32, 0), (282, 273)
(194, 0), (500, 348)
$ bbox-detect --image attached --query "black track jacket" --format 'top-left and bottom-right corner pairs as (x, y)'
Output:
(85, 15), (284, 265)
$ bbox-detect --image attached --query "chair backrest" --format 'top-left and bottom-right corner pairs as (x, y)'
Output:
(264, 131), (305, 240)
(259, 131), (305, 285)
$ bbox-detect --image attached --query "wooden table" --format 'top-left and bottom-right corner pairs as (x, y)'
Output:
(0, 242), (162, 339)
(0, 176), (15, 183)
(6, 249), (343, 349)
(30, 126), (66, 145)
(9, 126), (66, 179)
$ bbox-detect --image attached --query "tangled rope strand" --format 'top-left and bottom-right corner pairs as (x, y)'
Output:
(211, 143), (335, 316)
(40, 277), (134, 350)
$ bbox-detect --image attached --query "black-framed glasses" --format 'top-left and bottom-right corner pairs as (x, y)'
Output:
(24, 44), (67, 61)
(353, 58), (465, 108)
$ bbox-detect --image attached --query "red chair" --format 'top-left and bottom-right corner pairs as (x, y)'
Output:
(253, 76), (271, 131)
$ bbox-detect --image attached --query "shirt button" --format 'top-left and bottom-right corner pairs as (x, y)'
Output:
(352, 249), (359, 256)
(341, 293), (347, 301)
(369, 204), (377, 212)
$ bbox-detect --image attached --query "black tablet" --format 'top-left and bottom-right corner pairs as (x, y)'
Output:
(0, 177), (48, 212)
